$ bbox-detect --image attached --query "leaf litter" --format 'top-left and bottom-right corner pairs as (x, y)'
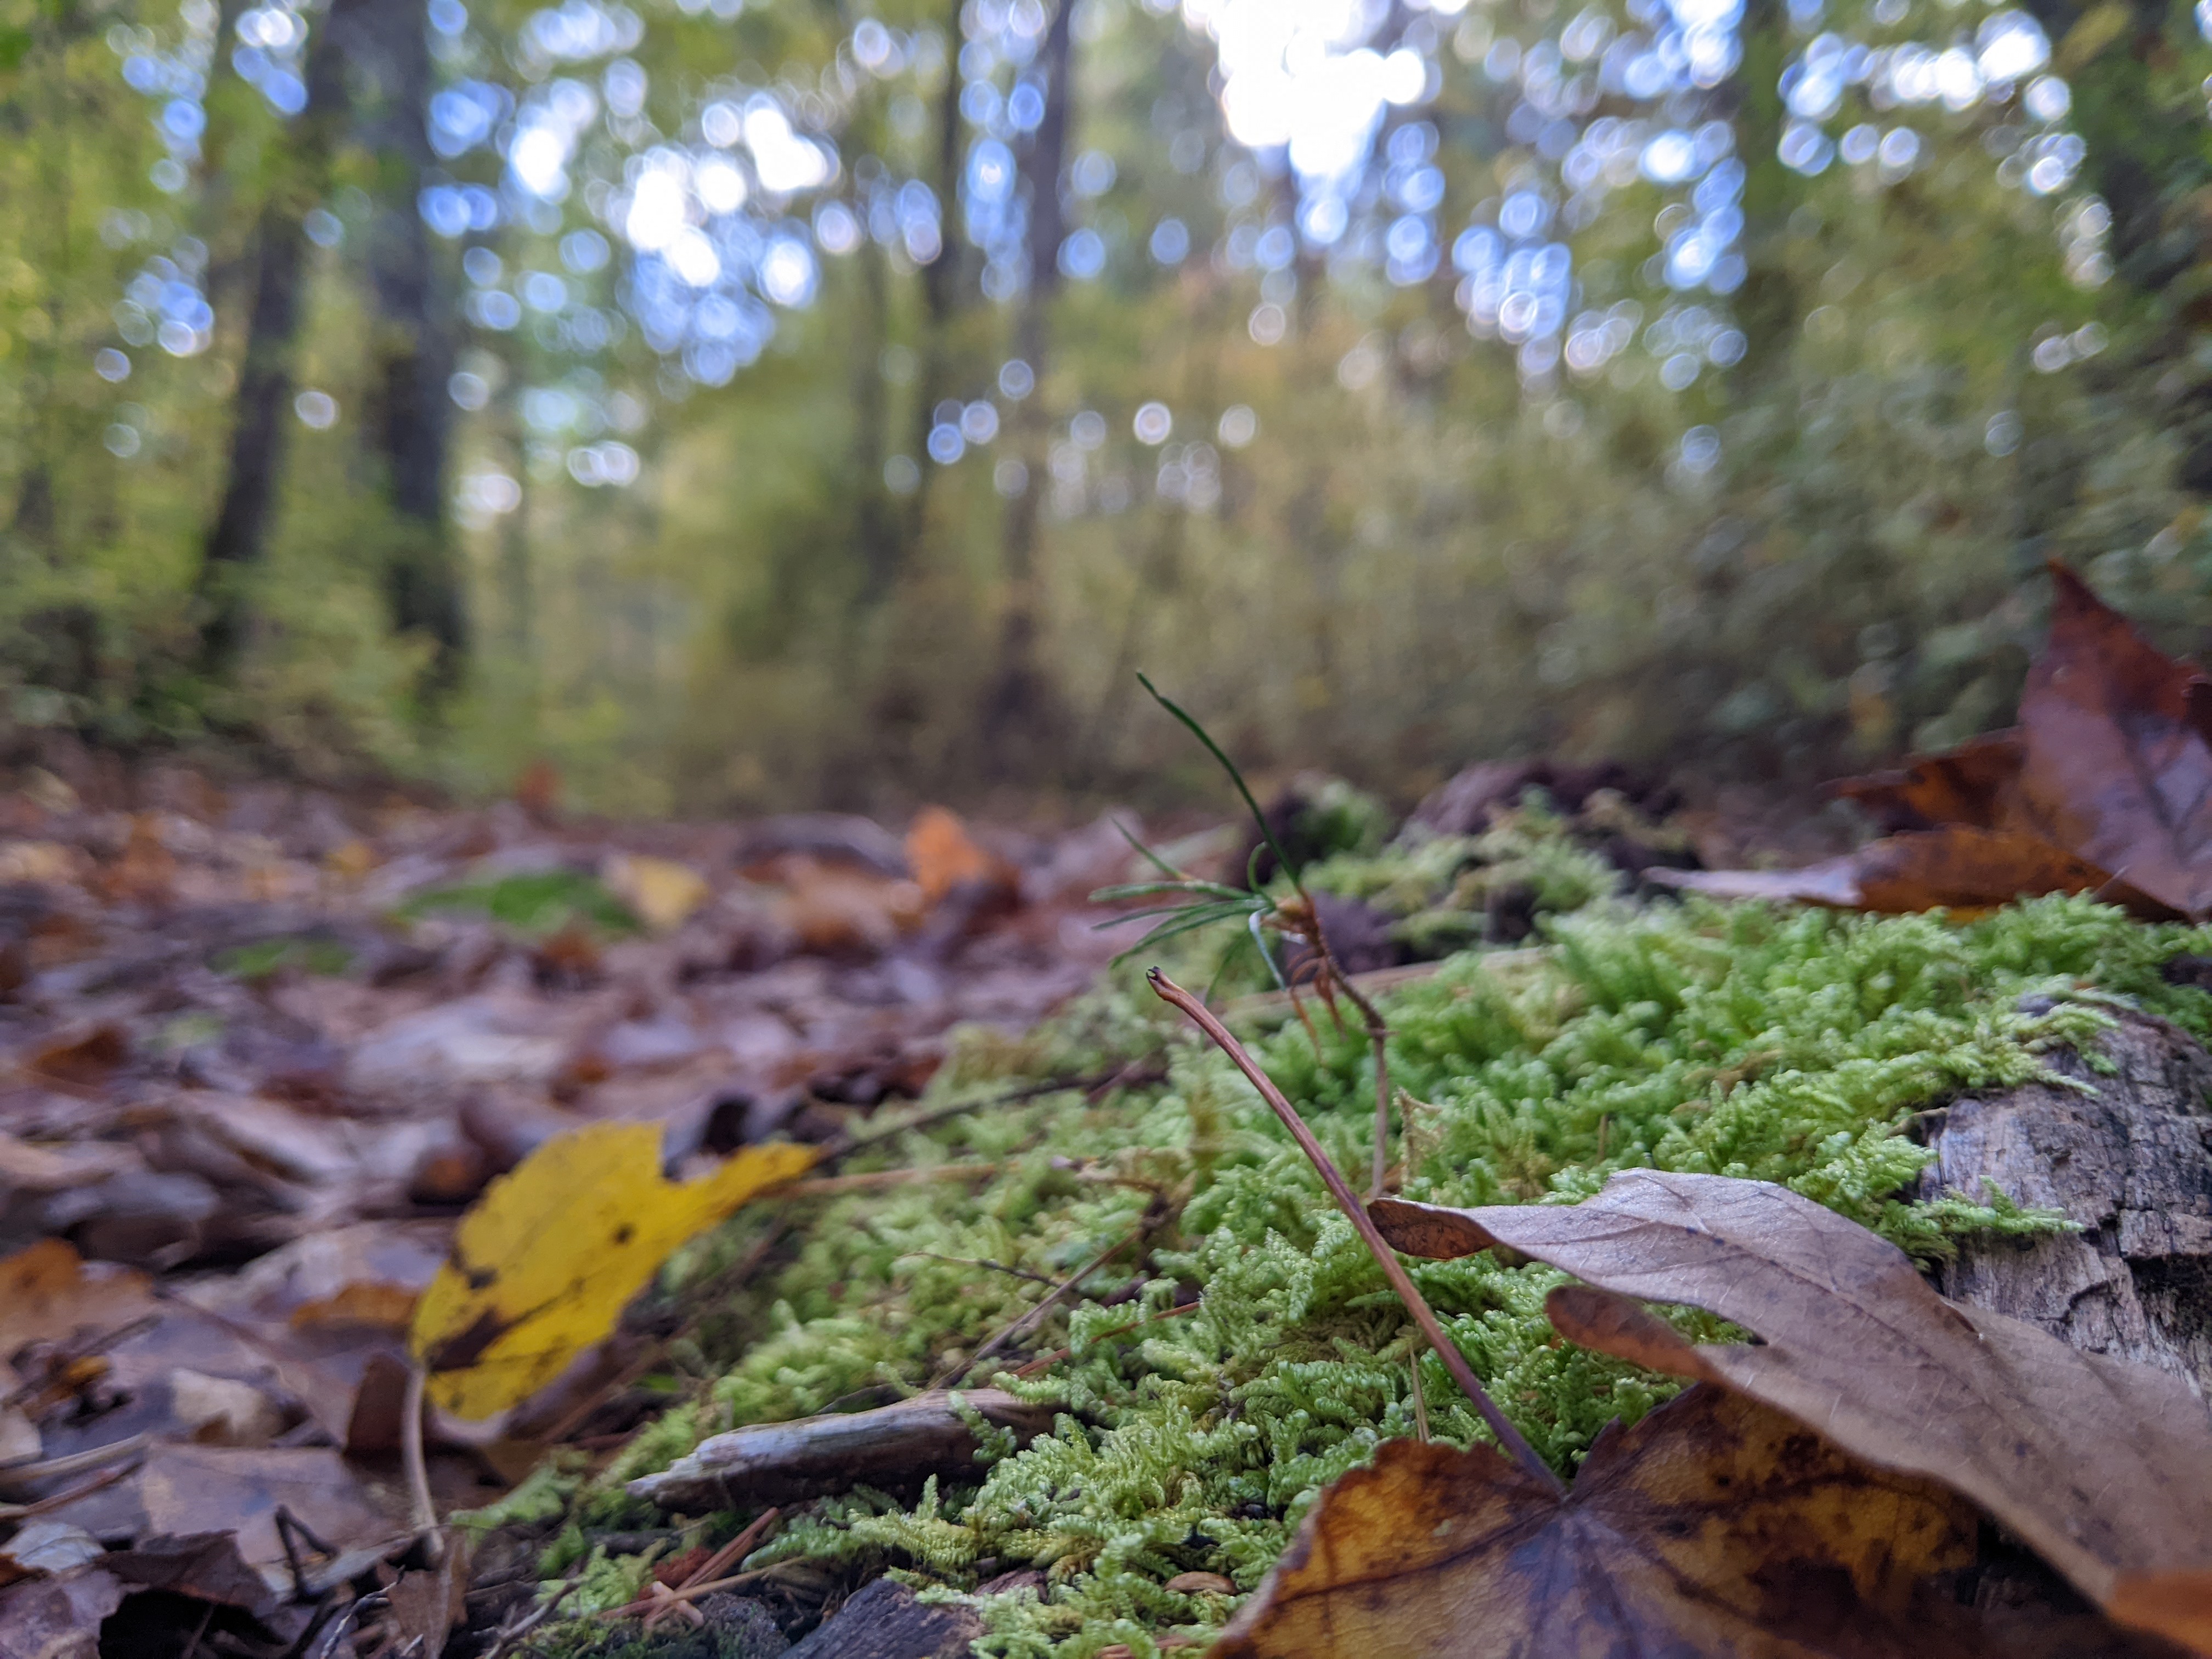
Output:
(1664, 561), (2212, 917)
(5, 584), (2212, 1654)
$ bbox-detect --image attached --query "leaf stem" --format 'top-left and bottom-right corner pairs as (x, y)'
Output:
(1148, 968), (1562, 1493)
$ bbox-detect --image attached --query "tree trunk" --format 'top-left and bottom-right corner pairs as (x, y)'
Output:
(353, 0), (466, 686)
(979, 0), (1076, 780)
(196, 0), (360, 673)
(1918, 1006), (2212, 1401)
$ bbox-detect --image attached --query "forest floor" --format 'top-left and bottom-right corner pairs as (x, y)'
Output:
(0, 730), (2205, 1659)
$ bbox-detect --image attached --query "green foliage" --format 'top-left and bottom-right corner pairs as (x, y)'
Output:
(210, 933), (354, 981)
(546, 891), (2212, 1655)
(398, 868), (639, 938)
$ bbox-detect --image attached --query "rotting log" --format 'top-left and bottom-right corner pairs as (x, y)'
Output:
(1918, 1005), (2212, 1399)
(627, 1389), (1059, 1512)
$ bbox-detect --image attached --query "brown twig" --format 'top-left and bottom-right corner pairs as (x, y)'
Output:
(776, 1163), (1001, 1198)
(1149, 968), (1561, 1494)
(0, 1453), (144, 1521)
(400, 1361), (441, 1563)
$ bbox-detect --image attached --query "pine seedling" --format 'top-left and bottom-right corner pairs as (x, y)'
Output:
(1093, 675), (1403, 1196)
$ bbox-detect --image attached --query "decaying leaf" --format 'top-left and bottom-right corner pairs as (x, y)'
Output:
(0, 1568), (124, 1659)
(0, 1239), (158, 1356)
(409, 1122), (817, 1418)
(1214, 1383), (1990, 1658)
(1653, 824), (2112, 914)
(2012, 562), (2212, 917)
(1671, 565), (2212, 919)
(906, 806), (1015, 906)
(1370, 1170), (2212, 1622)
(1829, 729), (2027, 832)
(603, 853), (710, 932)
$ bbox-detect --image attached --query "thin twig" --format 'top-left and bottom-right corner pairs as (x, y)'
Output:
(903, 1252), (1059, 1288)
(1149, 969), (1562, 1494)
(1409, 1355), (1429, 1444)
(934, 1220), (1149, 1389)
(400, 1362), (441, 1562)
(0, 1454), (143, 1522)
(777, 1164), (1001, 1198)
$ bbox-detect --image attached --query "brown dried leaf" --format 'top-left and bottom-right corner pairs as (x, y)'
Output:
(1650, 825), (2114, 915)
(0, 1568), (124, 1659)
(2015, 562), (2212, 917)
(0, 1240), (157, 1357)
(906, 806), (1018, 907)
(1370, 1170), (2212, 1616)
(1213, 1384), (1985, 1658)
(1830, 729), (2027, 833)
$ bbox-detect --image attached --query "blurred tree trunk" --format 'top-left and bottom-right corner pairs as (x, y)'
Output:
(888, 0), (973, 589)
(980, 0), (1075, 780)
(354, 0), (467, 687)
(2011, 0), (2212, 498)
(196, 0), (360, 673)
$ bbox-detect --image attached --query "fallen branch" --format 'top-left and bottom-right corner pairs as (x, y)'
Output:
(627, 1388), (1059, 1511)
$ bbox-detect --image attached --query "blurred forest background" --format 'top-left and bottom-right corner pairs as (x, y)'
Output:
(5, 0), (2212, 814)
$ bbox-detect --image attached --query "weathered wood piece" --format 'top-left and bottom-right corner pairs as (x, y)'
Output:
(627, 1389), (1058, 1512)
(781, 1578), (981, 1659)
(1919, 1005), (2212, 1401)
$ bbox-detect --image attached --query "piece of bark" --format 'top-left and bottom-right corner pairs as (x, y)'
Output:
(1918, 1006), (2212, 1400)
(782, 1578), (981, 1659)
(627, 1390), (1058, 1511)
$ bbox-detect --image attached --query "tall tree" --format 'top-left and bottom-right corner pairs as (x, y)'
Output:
(979, 0), (1075, 776)
(353, 0), (466, 683)
(195, 0), (360, 673)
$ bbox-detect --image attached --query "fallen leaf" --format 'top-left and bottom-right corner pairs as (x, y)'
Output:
(1651, 825), (2114, 914)
(905, 806), (1015, 906)
(100, 817), (176, 906)
(0, 843), (83, 887)
(766, 855), (926, 956)
(39, 1442), (396, 1567)
(514, 758), (562, 818)
(0, 1569), (123, 1659)
(0, 1523), (103, 1584)
(1212, 1383), (1985, 1658)
(0, 1239), (158, 1356)
(381, 1537), (471, 1655)
(603, 853), (710, 932)
(1674, 565), (2212, 920)
(1830, 729), (2027, 832)
(103, 1532), (276, 1616)
(2013, 561), (2212, 917)
(25, 1024), (128, 1087)
(1371, 1170), (2212, 1618)
(409, 1123), (817, 1418)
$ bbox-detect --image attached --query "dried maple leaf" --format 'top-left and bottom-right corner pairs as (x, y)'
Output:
(1651, 824), (2112, 915)
(1370, 1170), (2212, 1637)
(1828, 729), (2027, 833)
(1669, 565), (2212, 919)
(1215, 1383), (1994, 1658)
(2012, 562), (2212, 917)
(409, 1123), (816, 1418)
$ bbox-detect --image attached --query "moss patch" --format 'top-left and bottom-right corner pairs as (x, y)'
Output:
(523, 891), (2212, 1657)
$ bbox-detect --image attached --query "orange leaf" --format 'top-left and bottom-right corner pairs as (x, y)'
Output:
(905, 805), (1019, 907)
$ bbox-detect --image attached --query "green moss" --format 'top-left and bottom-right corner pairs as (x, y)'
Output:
(398, 867), (640, 937)
(548, 892), (2212, 1657)
(211, 933), (356, 980)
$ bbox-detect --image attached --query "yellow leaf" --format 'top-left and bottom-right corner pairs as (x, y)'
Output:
(603, 854), (711, 932)
(409, 1124), (816, 1418)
